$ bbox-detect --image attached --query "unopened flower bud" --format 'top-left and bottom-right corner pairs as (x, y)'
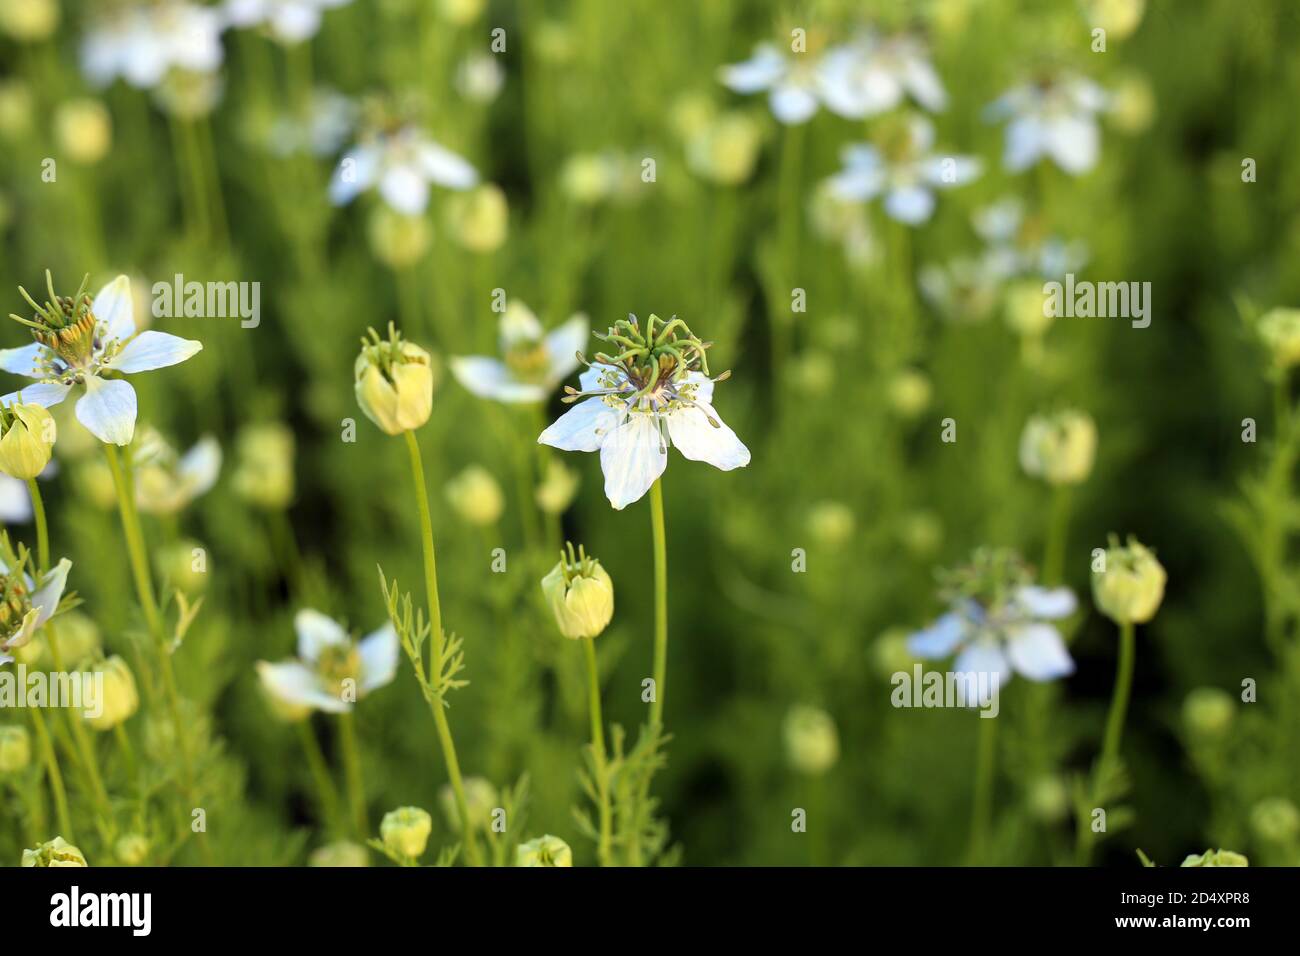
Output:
(114, 833), (149, 866)
(1257, 307), (1300, 371)
(1027, 774), (1070, 823)
(232, 422), (295, 510)
(309, 840), (369, 867)
(541, 543), (614, 640)
(54, 98), (112, 165)
(1019, 409), (1097, 486)
(806, 500), (855, 549)
(686, 112), (763, 186)
(86, 656), (139, 732)
(0, 80), (33, 140)
(0, 724), (30, 772)
(380, 806), (433, 860)
(1086, 0), (1145, 40)
(155, 539), (209, 593)
(0, 0), (59, 42)
(445, 465), (504, 526)
(1181, 848), (1248, 868)
(354, 324), (438, 435)
(1004, 279), (1053, 337)
(516, 834), (572, 867)
(1183, 687), (1233, 739)
(1251, 797), (1300, 845)
(1092, 536), (1166, 625)
(888, 368), (932, 418)
(439, 777), (498, 833)
(22, 836), (86, 867)
(438, 0), (485, 26)
(446, 184), (508, 253)
(1110, 72), (1155, 134)
(783, 705), (839, 775)
(367, 206), (431, 269)
(535, 459), (579, 514)
(0, 402), (54, 480)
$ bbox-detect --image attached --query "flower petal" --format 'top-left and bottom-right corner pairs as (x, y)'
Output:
(380, 162), (430, 214)
(294, 608), (348, 663)
(0, 382), (71, 409)
(600, 413), (667, 510)
(31, 558), (72, 630)
(538, 398), (617, 453)
(543, 316), (590, 384)
(110, 331), (203, 374)
(1045, 114), (1099, 174)
(953, 640), (1010, 695)
(1006, 624), (1075, 681)
(329, 144), (380, 206)
(75, 377), (137, 446)
(578, 362), (622, 392)
(178, 436), (221, 498)
(1014, 586), (1078, 620)
(719, 45), (784, 93)
(418, 141), (479, 190)
(0, 343), (50, 378)
(884, 185), (936, 224)
(1003, 116), (1045, 172)
(665, 403), (750, 471)
(770, 83), (818, 124)
(450, 356), (547, 403)
(358, 623), (399, 694)
(93, 275), (136, 342)
(906, 612), (968, 658)
(257, 660), (349, 714)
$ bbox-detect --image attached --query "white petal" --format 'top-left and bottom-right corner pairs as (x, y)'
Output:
(328, 145), (379, 206)
(0, 343), (50, 378)
(578, 362), (622, 392)
(906, 612), (968, 658)
(0, 475), (31, 523)
(418, 141), (478, 190)
(1045, 114), (1099, 174)
(450, 356), (546, 403)
(770, 84), (818, 124)
(178, 436), (222, 498)
(600, 413), (667, 510)
(1006, 624), (1075, 681)
(30, 558), (71, 630)
(294, 609), (348, 663)
(719, 46), (784, 93)
(109, 331), (203, 373)
(257, 660), (349, 714)
(884, 185), (936, 224)
(953, 641), (1010, 695)
(922, 155), (983, 187)
(682, 370), (715, 405)
(0, 382), (71, 409)
(665, 403), (750, 471)
(93, 275), (136, 341)
(270, 3), (321, 42)
(903, 57), (947, 112)
(543, 316), (590, 383)
(1014, 586), (1078, 620)
(539, 398), (618, 453)
(75, 377), (137, 446)
(380, 163), (430, 215)
(358, 623), (399, 694)
(1004, 116), (1045, 172)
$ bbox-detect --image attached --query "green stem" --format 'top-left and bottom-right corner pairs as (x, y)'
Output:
(1041, 485), (1072, 587)
(648, 479), (668, 729)
(583, 637), (613, 866)
(403, 429), (484, 867)
(26, 478), (48, 572)
(1099, 620), (1137, 780)
(336, 710), (367, 839)
(29, 708), (73, 842)
(967, 715), (997, 865)
(296, 719), (343, 836)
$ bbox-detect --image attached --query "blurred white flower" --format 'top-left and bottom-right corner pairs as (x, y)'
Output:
(81, 2), (225, 90)
(451, 302), (587, 404)
(986, 73), (1109, 175)
(223, 0), (351, 44)
(131, 427), (221, 515)
(918, 256), (1001, 323)
(0, 275), (202, 446)
(256, 609), (399, 714)
(826, 115), (980, 225)
(0, 548), (72, 666)
(455, 53), (505, 103)
(266, 88), (356, 157)
(973, 197), (1089, 278)
(817, 32), (946, 118)
(719, 42), (821, 125)
(329, 125), (478, 215)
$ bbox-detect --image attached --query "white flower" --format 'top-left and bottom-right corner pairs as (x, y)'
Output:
(329, 125), (478, 215)
(265, 88), (356, 158)
(81, 2), (225, 90)
(256, 609), (399, 714)
(0, 275), (202, 447)
(973, 197), (1089, 278)
(825, 115), (980, 225)
(719, 42), (821, 125)
(131, 427), (221, 515)
(451, 302), (587, 404)
(0, 474), (29, 524)
(0, 554), (71, 665)
(986, 73), (1109, 175)
(538, 315), (750, 510)
(223, 0), (351, 44)
(816, 33), (946, 118)
(906, 587), (1077, 694)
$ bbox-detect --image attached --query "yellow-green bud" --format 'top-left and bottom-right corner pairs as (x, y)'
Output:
(871, 628), (915, 680)
(51, 611), (101, 664)
(155, 539), (209, 594)
(309, 840), (369, 867)
(86, 656), (139, 732)
(439, 777), (498, 833)
(0, 0), (59, 42)
(1257, 308), (1300, 371)
(516, 834), (572, 867)
(446, 184), (508, 253)
(233, 422), (295, 510)
(783, 705), (839, 775)
(54, 98), (112, 165)
(1004, 279), (1053, 337)
(438, 0), (485, 26)
(686, 112), (763, 186)
(0, 80), (33, 140)
(535, 459), (579, 515)
(22, 836), (86, 867)
(354, 325), (438, 435)
(1086, 0), (1145, 40)
(0, 402), (54, 480)
(1027, 774), (1070, 823)
(0, 724), (31, 773)
(1183, 687), (1234, 739)
(366, 206), (431, 269)
(445, 465), (504, 526)
(1251, 797), (1300, 845)
(114, 833), (149, 866)
(1019, 409), (1097, 486)
(541, 543), (614, 640)
(1181, 848), (1248, 868)
(899, 509), (943, 557)
(1092, 536), (1166, 625)
(888, 368), (932, 419)
(806, 500), (855, 549)
(1110, 71), (1155, 134)
(380, 806), (433, 860)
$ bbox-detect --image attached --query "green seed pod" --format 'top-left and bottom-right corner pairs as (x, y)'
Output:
(541, 543), (614, 640)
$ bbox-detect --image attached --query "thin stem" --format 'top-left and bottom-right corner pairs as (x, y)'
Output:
(583, 637), (613, 866)
(26, 479), (48, 572)
(336, 710), (367, 839)
(29, 708), (73, 842)
(1041, 485), (1072, 587)
(1099, 620), (1137, 779)
(967, 715), (997, 865)
(648, 479), (669, 728)
(403, 429), (483, 867)
(296, 719), (343, 836)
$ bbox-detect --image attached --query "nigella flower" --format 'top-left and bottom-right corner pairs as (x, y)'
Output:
(451, 301), (588, 404)
(719, 42), (822, 124)
(130, 426), (221, 515)
(264, 88), (356, 158)
(0, 274), (202, 446)
(986, 73), (1109, 175)
(256, 609), (399, 714)
(906, 549), (1076, 693)
(329, 124), (478, 216)
(826, 114), (980, 225)
(538, 314), (749, 510)
(81, 1), (225, 90)
(816, 32), (947, 119)
(222, 0), (351, 44)
(0, 534), (71, 666)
